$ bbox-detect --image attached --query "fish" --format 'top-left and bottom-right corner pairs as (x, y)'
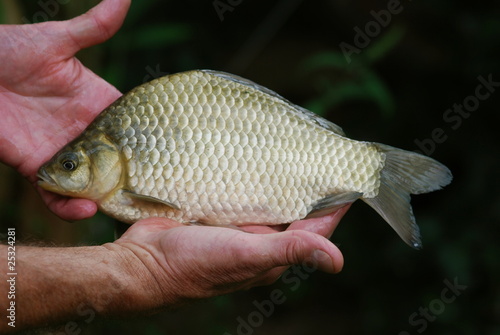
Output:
(37, 70), (452, 248)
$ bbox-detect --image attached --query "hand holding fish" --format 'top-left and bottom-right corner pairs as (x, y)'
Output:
(0, 208), (347, 332)
(0, 0), (130, 221)
(113, 207), (348, 305)
(0, 3), (356, 331)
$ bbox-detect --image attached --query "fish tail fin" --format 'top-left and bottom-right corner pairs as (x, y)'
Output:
(362, 143), (452, 249)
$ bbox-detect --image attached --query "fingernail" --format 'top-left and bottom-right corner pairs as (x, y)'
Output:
(311, 249), (336, 274)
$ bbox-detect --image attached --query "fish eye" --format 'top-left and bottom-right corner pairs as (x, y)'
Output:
(62, 160), (77, 171)
(60, 153), (79, 172)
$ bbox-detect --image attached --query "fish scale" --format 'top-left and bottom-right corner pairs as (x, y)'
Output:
(38, 70), (452, 248)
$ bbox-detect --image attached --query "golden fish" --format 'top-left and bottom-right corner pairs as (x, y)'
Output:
(37, 70), (452, 248)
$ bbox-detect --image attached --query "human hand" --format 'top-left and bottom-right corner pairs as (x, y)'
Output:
(0, 0), (130, 221)
(111, 205), (350, 308)
(0, 206), (349, 332)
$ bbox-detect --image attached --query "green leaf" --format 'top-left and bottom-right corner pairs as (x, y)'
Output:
(300, 51), (351, 74)
(304, 79), (370, 115)
(360, 71), (395, 116)
(102, 60), (126, 88)
(365, 24), (406, 64)
(304, 70), (395, 117)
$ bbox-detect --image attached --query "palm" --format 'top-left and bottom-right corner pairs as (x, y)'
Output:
(0, 25), (120, 177)
(115, 206), (349, 304)
(0, 1), (130, 220)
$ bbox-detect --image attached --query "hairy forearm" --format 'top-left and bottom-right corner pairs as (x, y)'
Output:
(0, 243), (162, 333)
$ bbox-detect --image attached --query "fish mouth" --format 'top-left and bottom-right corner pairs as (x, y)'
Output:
(36, 167), (57, 191)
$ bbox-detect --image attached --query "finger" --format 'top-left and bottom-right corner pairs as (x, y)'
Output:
(287, 203), (352, 238)
(63, 0), (131, 54)
(258, 230), (344, 274)
(46, 196), (97, 221)
(239, 224), (286, 234)
(239, 204), (351, 236)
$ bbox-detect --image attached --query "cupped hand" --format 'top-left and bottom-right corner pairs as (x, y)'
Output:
(112, 205), (350, 306)
(0, 0), (131, 221)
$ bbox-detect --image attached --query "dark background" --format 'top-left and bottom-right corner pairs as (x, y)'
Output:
(1, 0), (499, 334)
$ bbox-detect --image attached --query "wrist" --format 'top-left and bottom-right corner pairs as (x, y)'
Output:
(0, 243), (167, 333)
(98, 242), (166, 315)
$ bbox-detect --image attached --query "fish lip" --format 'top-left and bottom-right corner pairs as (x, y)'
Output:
(36, 167), (55, 188)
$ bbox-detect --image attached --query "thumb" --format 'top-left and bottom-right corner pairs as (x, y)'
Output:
(64, 0), (131, 53)
(264, 230), (344, 274)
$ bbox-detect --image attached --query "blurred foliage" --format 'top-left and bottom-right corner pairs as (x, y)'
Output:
(1, 0), (499, 334)
(300, 24), (405, 116)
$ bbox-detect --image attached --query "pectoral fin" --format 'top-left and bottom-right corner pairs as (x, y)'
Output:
(123, 190), (181, 210)
(306, 192), (362, 219)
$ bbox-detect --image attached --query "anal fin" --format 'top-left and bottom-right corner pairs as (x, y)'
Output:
(306, 192), (362, 219)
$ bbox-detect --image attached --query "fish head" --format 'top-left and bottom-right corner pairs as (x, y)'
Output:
(37, 133), (123, 201)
